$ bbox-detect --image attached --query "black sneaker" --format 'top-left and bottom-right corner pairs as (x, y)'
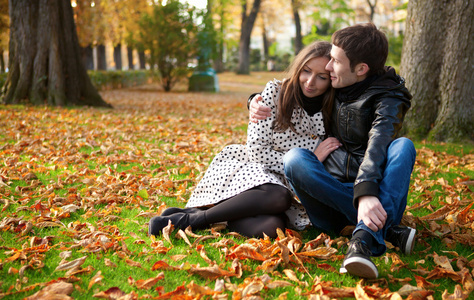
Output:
(342, 237), (378, 279)
(386, 225), (416, 255)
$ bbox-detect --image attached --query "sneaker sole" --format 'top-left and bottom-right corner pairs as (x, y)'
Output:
(343, 257), (378, 279)
(403, 227), (416, 255)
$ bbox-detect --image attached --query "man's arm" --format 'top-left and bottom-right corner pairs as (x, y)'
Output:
(248, 94), (271, 123)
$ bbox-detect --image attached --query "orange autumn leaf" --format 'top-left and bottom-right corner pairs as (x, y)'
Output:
(88, 271), (104, 289)
(297, 247), (337, 259)
(151, 260), (180, 271)
(228, 244), (266, 261)
(134, 272), (165, 290)
(414, 275), (440, 289)
(188, 264), (238, 280)
(92, 287), (127, 299)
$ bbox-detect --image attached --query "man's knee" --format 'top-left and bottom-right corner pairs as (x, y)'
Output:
(390, 137), (416, 162)
(283, 148), (314, 179)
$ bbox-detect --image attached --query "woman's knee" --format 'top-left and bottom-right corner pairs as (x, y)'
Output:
(260, 184), (292, 213)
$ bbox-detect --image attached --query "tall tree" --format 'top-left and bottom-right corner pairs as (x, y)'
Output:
(291, 0), (303, 55)
(400, 0), (473, 142)
(2, 0), (110, 107)
(237, 0), (261, 74)
(139, 0), (198, 91)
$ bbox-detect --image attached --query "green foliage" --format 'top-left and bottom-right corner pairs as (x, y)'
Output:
(265, 43), (293, 72)
(250, 49), (263, 71)
(306, 0), (354, 42)
(386, 31), (404, 70)
(138, 0), (199, 92)
(87, 70), (150, 90)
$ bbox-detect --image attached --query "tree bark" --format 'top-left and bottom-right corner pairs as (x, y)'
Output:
(81, 45), (94, 70)
(127, 46), (134, 70)
(237, 0), (261, 74)
(0, 48), (4, 73)
(213, 0), (225, 73)
(138, 50), (146, 69)
(114, 43), (122, 70)
(291, 0), (302, 55)
(400, 0), (473, 142)
(3, 0), (110, 107)
(96, 44), (107, 70)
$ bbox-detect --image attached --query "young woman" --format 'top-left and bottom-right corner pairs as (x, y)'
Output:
(149, 41), (341, 238)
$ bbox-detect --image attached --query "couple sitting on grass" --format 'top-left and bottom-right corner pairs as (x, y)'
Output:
(148, 23), (417, 280)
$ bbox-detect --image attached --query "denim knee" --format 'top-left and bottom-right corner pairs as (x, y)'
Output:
(283, 148), (312, 182)
(389, 137), (416, 163)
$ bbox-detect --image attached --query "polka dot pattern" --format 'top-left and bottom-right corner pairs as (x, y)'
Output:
(186, 80), (325, 230)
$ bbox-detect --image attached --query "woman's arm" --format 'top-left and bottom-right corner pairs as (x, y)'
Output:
(246, 81), (285, 175)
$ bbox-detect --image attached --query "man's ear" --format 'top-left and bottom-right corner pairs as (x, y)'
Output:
(355, 63), (369, 76)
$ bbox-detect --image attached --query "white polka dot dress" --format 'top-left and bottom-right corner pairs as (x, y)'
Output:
(186, 80), (325, 230)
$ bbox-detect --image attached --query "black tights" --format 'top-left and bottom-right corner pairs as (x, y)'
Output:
(202, 183), (292, 238)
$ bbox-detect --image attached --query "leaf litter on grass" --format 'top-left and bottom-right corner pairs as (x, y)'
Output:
(1, 78), (474, 299)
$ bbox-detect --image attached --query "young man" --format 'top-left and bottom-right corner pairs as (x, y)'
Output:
(249, 23), (416, 279)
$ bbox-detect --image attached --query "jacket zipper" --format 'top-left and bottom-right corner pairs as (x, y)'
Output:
(336, 102), (352, 181)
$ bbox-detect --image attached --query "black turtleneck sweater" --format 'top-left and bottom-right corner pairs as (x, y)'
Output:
(301, 94), (324, 116)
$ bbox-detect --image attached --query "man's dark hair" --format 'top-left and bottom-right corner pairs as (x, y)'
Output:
(332, 23), (388, 76)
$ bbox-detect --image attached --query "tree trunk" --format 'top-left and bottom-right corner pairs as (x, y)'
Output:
(213, 0), (225, 73)
(291, 0), (302, 55)
(114, 43), (122, 70)
(96, 44), (107, 70)
(262, 23), (269, 69)
(81, 45), (94, 70)
(400, 0), (473, 142)
(127, 46), (134, 70)
(138, 50), (146, 69)
(0, 48), (4, 73)
(237, 0), (261, 74)
(3, 0), (110, 107)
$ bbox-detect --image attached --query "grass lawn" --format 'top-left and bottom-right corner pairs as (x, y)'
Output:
(0, 72), (473, 299)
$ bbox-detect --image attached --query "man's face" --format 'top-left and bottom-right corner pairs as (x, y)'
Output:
(325, 45), (361, 89)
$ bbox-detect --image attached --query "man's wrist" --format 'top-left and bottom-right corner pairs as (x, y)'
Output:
(247, 93), (258, 110)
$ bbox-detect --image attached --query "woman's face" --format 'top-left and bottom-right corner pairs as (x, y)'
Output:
(299, 56), (331, 98)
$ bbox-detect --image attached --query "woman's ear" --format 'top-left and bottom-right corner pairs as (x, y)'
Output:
(355, 63), (370, 76)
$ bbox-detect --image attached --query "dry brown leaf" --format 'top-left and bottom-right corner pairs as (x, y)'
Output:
(298, 247), (337, 260)
(88, 270), (103, 289)
(162, 220), (173, 244)
(188, 264), (238, 280)
(283, 269), (305, 285)
(175, 229), (192, 247)
(151, 260), (180, 271)
(92, 286), (127, 299)
(104, 258), (117, 268)
(24, 281), (73, 300)
(134, 272), (164, 290)
(55, 256), (87, 271)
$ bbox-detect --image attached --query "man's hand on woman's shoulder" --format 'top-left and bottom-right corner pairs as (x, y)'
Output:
(249, 94), (271, 123)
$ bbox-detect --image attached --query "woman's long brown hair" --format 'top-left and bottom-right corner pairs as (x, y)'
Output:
(273, 41), (334, 135)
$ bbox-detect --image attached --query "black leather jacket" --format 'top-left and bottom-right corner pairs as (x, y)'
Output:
(322, 68), (412, 207)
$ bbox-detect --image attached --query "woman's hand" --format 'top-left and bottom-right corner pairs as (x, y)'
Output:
(249, 94), (271, 123)
(313, 137), (341, 162)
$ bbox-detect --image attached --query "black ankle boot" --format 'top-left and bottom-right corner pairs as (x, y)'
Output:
(148, 211), (208, 236)
(161, 207), (202, 216)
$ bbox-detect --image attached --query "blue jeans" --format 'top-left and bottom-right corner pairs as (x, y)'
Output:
(283, 138), (416, 256)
